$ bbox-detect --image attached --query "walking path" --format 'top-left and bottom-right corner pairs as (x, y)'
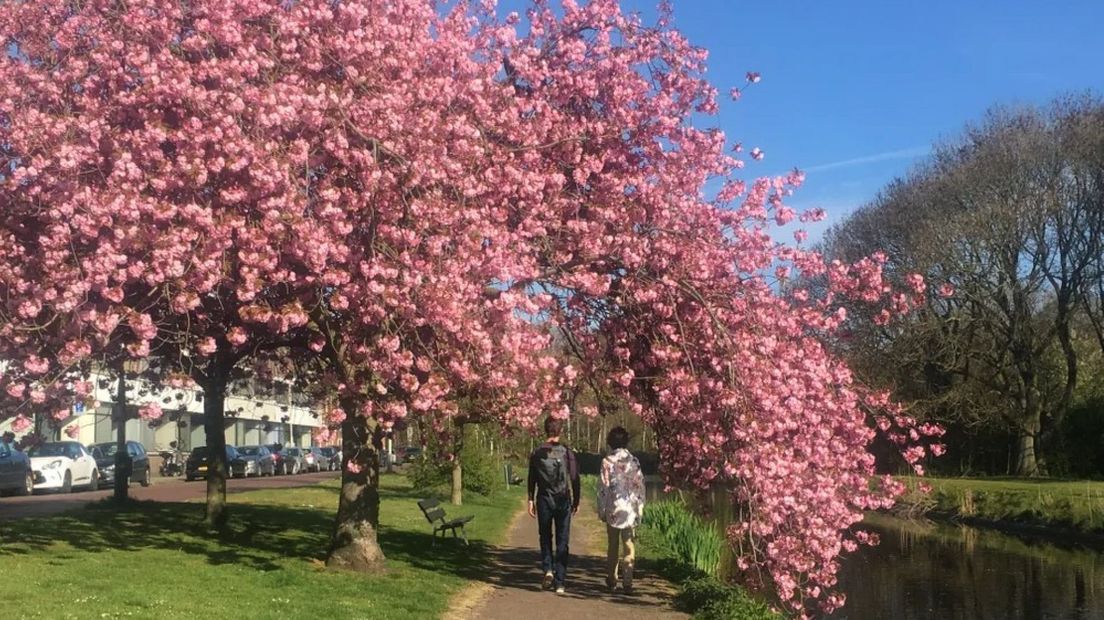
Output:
(452, 497), (688, 620)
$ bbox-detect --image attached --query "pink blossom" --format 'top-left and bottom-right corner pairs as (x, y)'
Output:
(196, 338), (218, 357)
(10, 414), (31, 433)
(23, 356), (49, 375)
(227, 327), (248, 347)
(138, 403), (163, 421)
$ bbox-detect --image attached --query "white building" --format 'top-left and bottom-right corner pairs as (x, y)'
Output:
(0, 371), (323, 453)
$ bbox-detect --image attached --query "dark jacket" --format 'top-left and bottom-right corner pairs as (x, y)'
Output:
(527, 440), (581, 510)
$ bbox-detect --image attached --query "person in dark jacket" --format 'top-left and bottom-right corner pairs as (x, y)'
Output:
(527, 416), (580, 594)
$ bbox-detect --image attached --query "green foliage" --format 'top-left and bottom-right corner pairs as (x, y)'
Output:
(408, 451), (450, 490)
(408, 424), (503, 497)
(460, 438), (500, 496)
(677, 576), (776, 620)
(1051, 397), (1104, 478)
(644, 500), (724, 576)
(635, 497), (777, 619)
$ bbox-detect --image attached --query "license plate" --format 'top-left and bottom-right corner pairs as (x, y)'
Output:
(198, 466), (208, 472)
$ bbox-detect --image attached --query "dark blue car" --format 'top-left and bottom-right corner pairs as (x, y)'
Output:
(0, 439), (33, 496)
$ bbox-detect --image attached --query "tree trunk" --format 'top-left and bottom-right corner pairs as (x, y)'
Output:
(1014, 422), (1040, 477)
(326, 402), (386, 573)
(451, 460), (463, 506)
(203, 372), (230, 529)
(113, 368), (130, 501)
(450, 425), (464, 506)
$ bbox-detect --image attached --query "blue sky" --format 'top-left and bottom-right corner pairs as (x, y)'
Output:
(499, 0), (1104, 238)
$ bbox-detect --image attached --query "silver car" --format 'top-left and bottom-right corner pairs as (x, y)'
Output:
(235, 445), (276, 477)
(280, 447), (308, 475)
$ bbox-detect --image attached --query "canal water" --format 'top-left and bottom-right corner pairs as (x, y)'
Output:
(645, 480), (1104, 619)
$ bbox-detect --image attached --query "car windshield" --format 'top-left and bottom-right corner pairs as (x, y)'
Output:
(238, 447), (261, 456)
(91, 444), (118, 458)
(30, 443), (75, 458)
(190, 447), (208, 459)
(285, 448), (301, 456)
(320, 448), (335, 456)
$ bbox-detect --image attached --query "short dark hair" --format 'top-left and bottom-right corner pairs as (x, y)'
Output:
(606, 426), (630, 450)
(544, 416), (565, 437)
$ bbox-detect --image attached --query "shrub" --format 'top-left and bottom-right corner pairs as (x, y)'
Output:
(408, 425), (502, 498)
(676, 576), (775, 620)
(644, 500), (724, 575)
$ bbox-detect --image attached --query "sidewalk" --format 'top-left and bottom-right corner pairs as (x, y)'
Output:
(453, 497), (688, 620)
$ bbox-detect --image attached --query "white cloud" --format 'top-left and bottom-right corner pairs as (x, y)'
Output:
(799, 146), (929, 174)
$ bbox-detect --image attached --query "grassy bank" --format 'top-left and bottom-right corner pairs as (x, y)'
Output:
(897, 476), (1104, 535)
(0, 474), (522, 619)
(637, 502), (776, 620)
(580, 475), (775, 619)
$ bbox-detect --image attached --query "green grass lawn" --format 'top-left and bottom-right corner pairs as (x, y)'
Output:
(899, 475), (1104, 533)
(0, 474), (523, 619)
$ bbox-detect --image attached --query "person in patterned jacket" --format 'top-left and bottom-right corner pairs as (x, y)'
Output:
(596, 426), (645, 593)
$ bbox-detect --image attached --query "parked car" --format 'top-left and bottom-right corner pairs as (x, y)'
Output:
(302, 447), (321, 473)
(28, 441), (99, 493)
(402, 446), (422, 463)
(307, 447), (327, 472)
(280, 447), (307, 475)
(185, 446), (245, 481)
(269, 444), (285, 475)
(0, 440), (33, 496)
(88, 441), (151, 488)
(236, 445), (276, 477)
(319, 446), (340, 471)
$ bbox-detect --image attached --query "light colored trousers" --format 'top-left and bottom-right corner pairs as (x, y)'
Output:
(606, 525), (636, 584)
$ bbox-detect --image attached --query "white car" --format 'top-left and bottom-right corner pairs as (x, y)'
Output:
(28, 441), (100, 493)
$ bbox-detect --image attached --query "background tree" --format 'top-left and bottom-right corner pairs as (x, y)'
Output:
(822, 97), (1104, 477)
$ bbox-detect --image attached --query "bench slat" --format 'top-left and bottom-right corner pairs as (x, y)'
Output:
(417, 498), (440, 511)
(425, 508), (446, 522)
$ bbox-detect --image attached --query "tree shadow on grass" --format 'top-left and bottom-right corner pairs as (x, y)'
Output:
(0, 499), (332, 571)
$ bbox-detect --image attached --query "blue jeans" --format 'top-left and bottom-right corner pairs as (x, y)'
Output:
(537, 494), (572, 586)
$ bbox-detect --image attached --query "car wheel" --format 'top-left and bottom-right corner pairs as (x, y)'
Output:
(88, 469), (99, 492)
(61, 470), (72, 494)
(140, 466), (151, 487)
(18, 471), (33, 496)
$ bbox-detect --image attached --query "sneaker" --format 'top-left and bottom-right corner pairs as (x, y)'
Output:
(622, 562), (634, 594)
(542, 572), (554, 590)
(555, 585), (565, 595)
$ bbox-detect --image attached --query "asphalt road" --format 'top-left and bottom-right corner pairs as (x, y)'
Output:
(0, 470), (339, 521)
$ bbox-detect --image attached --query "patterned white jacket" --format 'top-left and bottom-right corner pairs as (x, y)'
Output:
(597, 448), (645, 529)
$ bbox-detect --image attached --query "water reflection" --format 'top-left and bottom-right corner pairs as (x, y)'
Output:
(836, 513), (1104, 620)
(644, 479), (1104, 619)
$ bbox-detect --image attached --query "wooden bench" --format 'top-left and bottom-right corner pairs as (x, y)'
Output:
(417, 498), (474, 545)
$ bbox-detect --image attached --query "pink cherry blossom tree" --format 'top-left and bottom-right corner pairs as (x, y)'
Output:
(1, 0), (941, 613)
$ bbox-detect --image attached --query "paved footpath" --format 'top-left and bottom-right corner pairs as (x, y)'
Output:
(455, 497), (688, 620)
(0, 471), (339, 521)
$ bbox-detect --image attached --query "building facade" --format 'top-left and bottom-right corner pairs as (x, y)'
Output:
(1, 372), (323, 454)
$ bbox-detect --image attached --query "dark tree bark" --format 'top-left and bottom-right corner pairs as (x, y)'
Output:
(326, 396), (386, 573)
(202, 361), (231, 529)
